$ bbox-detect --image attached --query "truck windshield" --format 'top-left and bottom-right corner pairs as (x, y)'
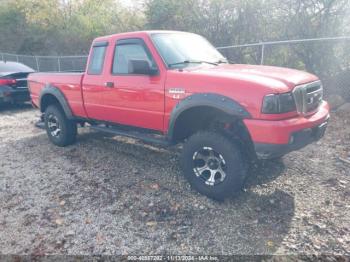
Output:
(151, 33), (227, 69)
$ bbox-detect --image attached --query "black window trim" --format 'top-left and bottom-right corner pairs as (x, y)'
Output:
(93, 41), (109, 47)
(111, 38), (159, 76)
(87, 41), (108, 75)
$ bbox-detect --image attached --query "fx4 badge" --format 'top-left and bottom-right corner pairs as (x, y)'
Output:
(168, 88), (185, 99)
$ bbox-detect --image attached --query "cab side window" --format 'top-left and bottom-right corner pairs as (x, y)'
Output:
(112, 39), (157, 75)
(87, 44), (107, 75)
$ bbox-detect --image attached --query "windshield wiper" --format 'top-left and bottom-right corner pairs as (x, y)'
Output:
(216, 59), (232, 64)
(168, 60), (219, 68)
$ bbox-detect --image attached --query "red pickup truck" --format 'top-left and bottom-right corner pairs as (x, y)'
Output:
(28, 31), (329, 200)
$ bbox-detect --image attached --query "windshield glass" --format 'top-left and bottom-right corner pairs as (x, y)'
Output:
(151, 33), (226, 68)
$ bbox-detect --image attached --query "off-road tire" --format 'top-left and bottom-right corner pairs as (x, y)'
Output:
(181, 131), (247, 200)
(44, 105), (77, 147)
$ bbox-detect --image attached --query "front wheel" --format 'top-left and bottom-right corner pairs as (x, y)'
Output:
(181, 131), (247, 200)
(44, 105), (77, 147)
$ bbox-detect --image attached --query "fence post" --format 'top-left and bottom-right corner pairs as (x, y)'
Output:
(35, 56), (40, 71)
(1, 53), (3, 61)
(58, 57), (61, 72)
(260, 44), (265, 65)
(16, 55), (19, 62)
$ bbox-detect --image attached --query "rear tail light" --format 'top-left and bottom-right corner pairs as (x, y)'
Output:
(0, 78), (16, 86)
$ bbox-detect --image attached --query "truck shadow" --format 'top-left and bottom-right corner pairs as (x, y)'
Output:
(8, 130), (295, 255)
(245, 158), (286, 188)
(0, 102), (33, 113)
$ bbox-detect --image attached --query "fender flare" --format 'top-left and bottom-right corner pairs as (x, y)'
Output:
(39, 85), (74, 119)
(167, 93), (251, 141)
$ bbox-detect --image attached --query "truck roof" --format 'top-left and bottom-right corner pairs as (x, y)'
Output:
(93, 30), (194, 43)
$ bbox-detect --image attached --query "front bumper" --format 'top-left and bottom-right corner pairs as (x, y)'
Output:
(254, 119), (328, 159)
(244, 101), (330, 159)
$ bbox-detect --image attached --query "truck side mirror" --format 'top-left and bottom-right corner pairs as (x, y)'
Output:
(129, 59), (158, 76)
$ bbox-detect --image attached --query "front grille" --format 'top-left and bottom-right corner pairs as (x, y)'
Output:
(292, 81), (323, 115)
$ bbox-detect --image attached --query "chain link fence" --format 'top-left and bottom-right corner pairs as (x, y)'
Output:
(1, 36), (349, 101)
(0, 53), (88, 72)
(217, 36), (350, 101)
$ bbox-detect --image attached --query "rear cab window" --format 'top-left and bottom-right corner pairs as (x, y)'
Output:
(87, 42), (108, 75)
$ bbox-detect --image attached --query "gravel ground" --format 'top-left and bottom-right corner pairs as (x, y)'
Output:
(0, 103), (349, 256)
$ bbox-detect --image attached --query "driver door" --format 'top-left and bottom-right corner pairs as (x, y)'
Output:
(99, 38), (165, 131)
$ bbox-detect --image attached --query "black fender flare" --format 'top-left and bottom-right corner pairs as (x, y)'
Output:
(39, 85), (74, 119)
(167, 93), (251, 141)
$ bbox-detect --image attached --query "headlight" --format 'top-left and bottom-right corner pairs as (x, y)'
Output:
(262, 92), (296, 114)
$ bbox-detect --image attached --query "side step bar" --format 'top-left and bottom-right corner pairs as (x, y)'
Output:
(90, 125), (173, 147)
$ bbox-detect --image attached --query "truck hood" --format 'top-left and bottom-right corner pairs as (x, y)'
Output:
(188, 64), (319, 92)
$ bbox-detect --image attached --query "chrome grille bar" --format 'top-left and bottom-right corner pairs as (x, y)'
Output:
(292, 80), (323, 115)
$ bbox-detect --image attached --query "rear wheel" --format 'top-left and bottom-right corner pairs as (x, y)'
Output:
(181, 131), (247, 200)
(44, 105), (77, 147)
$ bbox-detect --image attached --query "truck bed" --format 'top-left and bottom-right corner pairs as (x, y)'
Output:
(28, 72), (87, 118)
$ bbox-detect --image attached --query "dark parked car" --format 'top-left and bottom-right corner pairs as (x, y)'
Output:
(0, 61), (35, 105)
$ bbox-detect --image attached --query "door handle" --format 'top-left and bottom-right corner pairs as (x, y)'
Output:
(104, 82), (114, 88)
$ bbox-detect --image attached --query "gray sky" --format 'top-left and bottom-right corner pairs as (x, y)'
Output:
(120, 0), (144, 8)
